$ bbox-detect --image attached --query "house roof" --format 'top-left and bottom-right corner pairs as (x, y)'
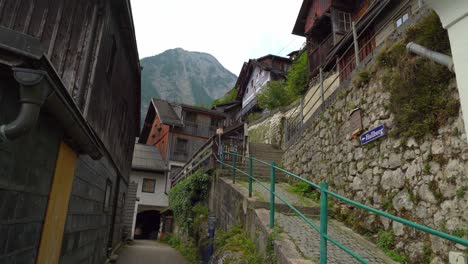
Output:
(235, 55), (292, 101)
(180, 104), (226, 117)
(132, 142), (167, 172)
(292, 0), (313, 37)
(151, 98), (183, 126)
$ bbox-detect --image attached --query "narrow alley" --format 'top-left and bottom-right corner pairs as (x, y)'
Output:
(116, 240), (188, 264)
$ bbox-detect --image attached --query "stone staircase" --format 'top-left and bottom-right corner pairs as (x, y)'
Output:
(223, 143), (288, 180)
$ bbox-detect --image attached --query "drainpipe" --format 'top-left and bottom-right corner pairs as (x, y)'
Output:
(406, 42), (454, 72)
(0, 68), (51, 143)
(424, 0), (468, 140)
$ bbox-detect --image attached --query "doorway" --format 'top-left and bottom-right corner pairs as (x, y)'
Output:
(134, 210), (161, 239)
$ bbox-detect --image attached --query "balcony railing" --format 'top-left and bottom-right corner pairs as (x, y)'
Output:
(178, 122), (217, 138)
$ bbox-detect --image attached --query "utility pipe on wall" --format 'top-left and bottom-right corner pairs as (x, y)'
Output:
(406, 42), (454, 72)
(0, 69), (51, 142)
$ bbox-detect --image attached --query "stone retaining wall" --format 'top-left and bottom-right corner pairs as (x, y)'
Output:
(283, 74), (467, 262)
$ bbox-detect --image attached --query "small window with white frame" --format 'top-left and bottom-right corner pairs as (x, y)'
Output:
(396, 12), (409, 28)
(337, 11), (352, 32)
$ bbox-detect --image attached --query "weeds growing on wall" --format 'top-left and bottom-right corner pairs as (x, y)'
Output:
(376, 230), (407, 263)
(214, 226), (264, 264)
(376, 12), (459, 140)
(169, 169), (211, 232)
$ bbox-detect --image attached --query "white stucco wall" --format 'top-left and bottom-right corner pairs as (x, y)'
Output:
(242, 66), (271, 108)
(129, 170), (169, 238)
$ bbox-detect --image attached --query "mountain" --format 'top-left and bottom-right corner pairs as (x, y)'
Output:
(140, 48), (237, 123)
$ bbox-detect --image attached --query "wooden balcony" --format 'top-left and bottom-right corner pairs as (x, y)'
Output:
(308, 34), (334, 76)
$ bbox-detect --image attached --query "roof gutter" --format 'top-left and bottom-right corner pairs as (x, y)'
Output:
(0, 26), (103, 159)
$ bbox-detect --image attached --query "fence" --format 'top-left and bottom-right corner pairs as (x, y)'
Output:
(172, 123), (245, 185)
(286, 0), (423, 144)
(218, 151), (468, 264)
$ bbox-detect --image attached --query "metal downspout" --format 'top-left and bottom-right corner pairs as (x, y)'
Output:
(0, 68), (51, 142)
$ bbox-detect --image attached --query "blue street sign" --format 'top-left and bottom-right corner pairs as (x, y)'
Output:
(360, 124), (386, 145)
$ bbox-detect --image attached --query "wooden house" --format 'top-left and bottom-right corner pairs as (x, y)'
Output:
(0, 0), (140, 263)
(293, 0), (423, 81)
(235, 55), (292, 119)
(139, 99), (225, 179)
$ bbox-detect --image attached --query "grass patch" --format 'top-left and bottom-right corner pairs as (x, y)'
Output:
(247, 112), (263, 123)
(162, 234), (200, 263)
(287, 181), (320, 202)
(377, 230), (407, 263)
(214, 226), (264, 264)
(352, 68), (373, 89)
(456, 186), (468, 198)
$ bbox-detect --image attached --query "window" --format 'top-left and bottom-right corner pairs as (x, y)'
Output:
(210, 118), (219, 127)
(142, 178), (156, 193)
(337, 11), (352, 32)
(176, 138), (188, 153)
(396, 12), (409, 28)
(185, 112), (197, 123)
(103, 179), (112, 212)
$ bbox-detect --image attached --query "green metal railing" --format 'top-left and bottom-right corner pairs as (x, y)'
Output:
(218, 151), (468, 264)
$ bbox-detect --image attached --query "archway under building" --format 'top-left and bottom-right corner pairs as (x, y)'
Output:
(134, 210), (161, 239)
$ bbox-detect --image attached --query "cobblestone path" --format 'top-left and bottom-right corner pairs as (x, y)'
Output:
(233, 178), (395, 264)
(276, 213), (396, 264)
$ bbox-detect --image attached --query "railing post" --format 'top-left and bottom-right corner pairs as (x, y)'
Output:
(220, 152), (224, 169)
(248, 156), (253, 198)
(270, 162), (276, 228)
(232, 153), (237, 184)
(300, 97), (304, 125)
(319, 182), (329, 264)
(320, 67), (324, 106)
(284, 117), (289, 142)
(352, 21), (360, 66)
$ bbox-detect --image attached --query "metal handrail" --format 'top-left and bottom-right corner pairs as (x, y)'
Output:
(218, 151), (468, 264)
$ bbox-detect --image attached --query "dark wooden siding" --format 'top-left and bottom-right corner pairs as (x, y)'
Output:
(305, 0), (332, 33)
(0, 0), (101, 108)
(0, 0), (140, 180)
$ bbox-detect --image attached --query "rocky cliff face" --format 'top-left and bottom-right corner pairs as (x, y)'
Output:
(140, 48), (237, 123)
(249, 77), (467, 263)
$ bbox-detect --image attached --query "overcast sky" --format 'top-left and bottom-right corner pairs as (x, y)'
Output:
(130, 0), (305, 75)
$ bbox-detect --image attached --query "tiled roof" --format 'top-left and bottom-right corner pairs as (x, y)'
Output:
(152, 98), (183, 126)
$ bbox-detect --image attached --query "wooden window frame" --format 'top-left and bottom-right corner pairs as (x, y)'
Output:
(142, 178), (156, 193)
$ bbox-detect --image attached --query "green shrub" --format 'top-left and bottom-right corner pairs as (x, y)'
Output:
(247, 112), (262, 123)
(257, 80), (293, 110)
(352, 68), (372, 88)
(211, 87), (237, 107)
(169, 170), (211, 231)
(254, 52), (309, 111)
(285, 52), (309, 97)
